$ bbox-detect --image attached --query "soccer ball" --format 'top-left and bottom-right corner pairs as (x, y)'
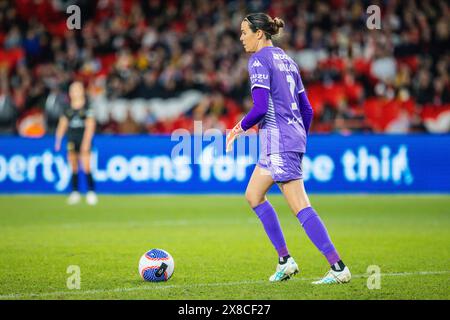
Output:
(138, 248), (175, 282)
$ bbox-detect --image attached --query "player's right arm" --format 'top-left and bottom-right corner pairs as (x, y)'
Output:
(54, 115), (68, 152)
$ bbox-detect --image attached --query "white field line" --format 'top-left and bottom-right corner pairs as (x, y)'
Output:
(0, 218), (260, 230)
(0, 270), (449, 300)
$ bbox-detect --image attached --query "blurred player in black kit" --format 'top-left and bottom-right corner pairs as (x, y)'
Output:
(55, 81), (98, 205)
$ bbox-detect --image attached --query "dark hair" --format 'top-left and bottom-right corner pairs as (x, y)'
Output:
(244, 13), (285, 39)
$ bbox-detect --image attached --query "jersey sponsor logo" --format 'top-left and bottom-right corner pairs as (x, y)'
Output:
(250, 74), (269, 83)
(70, 118), (85, 128)
(252, 59), (263, 67)
(272, 53), (289, 60)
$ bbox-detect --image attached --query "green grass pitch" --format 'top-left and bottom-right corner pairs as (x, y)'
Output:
(0, 194), (449, 300)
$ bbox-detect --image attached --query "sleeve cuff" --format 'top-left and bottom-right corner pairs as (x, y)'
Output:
(251, 84), (270, 91)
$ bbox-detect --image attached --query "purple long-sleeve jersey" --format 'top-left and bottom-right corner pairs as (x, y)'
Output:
(246, 46), (308, 155)
(241, 88), (313, 135)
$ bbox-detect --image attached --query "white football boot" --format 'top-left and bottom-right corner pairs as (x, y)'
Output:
(67, 191), (81, 205)
(269, 257), (300, 282)
(312, 266), (351, 284)
(86, 191), (98, 206)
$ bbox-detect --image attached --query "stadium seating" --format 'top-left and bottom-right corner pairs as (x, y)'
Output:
(0, 0), (448, 136)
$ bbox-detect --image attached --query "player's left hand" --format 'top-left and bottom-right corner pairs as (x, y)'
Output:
(226, 121), (244, 153)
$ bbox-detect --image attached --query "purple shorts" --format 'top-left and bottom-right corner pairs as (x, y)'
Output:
(257, 152), (304, 183)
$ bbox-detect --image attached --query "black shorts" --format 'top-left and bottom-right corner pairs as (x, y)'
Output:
(67, 137), (82, 153)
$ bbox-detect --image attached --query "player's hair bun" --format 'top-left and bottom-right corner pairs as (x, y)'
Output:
(245, 13), (285, 39)
(269, 17), (285, 35)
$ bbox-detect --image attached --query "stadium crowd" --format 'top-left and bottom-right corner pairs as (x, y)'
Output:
(0, 0), (449, 136)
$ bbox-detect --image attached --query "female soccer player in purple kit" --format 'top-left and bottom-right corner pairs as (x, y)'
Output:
(226, 13), (351, 284)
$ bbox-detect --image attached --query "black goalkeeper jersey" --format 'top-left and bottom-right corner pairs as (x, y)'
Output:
(63, 100), (94, 141)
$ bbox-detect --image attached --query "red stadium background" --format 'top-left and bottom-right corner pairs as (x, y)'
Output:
(0, 0), (449, 136)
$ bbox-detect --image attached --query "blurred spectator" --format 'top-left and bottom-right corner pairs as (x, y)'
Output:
(44, 84), (66, 134)
(118, 108), (143, 134)
(0, 69), (18, 134)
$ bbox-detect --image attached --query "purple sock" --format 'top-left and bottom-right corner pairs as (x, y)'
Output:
(296, 207), (340, 265)
(253, 201), (289, 258)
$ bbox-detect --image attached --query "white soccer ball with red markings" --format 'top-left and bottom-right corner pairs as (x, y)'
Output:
(139, 248), (175, 282)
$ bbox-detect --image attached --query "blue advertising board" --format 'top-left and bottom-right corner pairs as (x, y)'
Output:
(0, 134), (449, 194)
